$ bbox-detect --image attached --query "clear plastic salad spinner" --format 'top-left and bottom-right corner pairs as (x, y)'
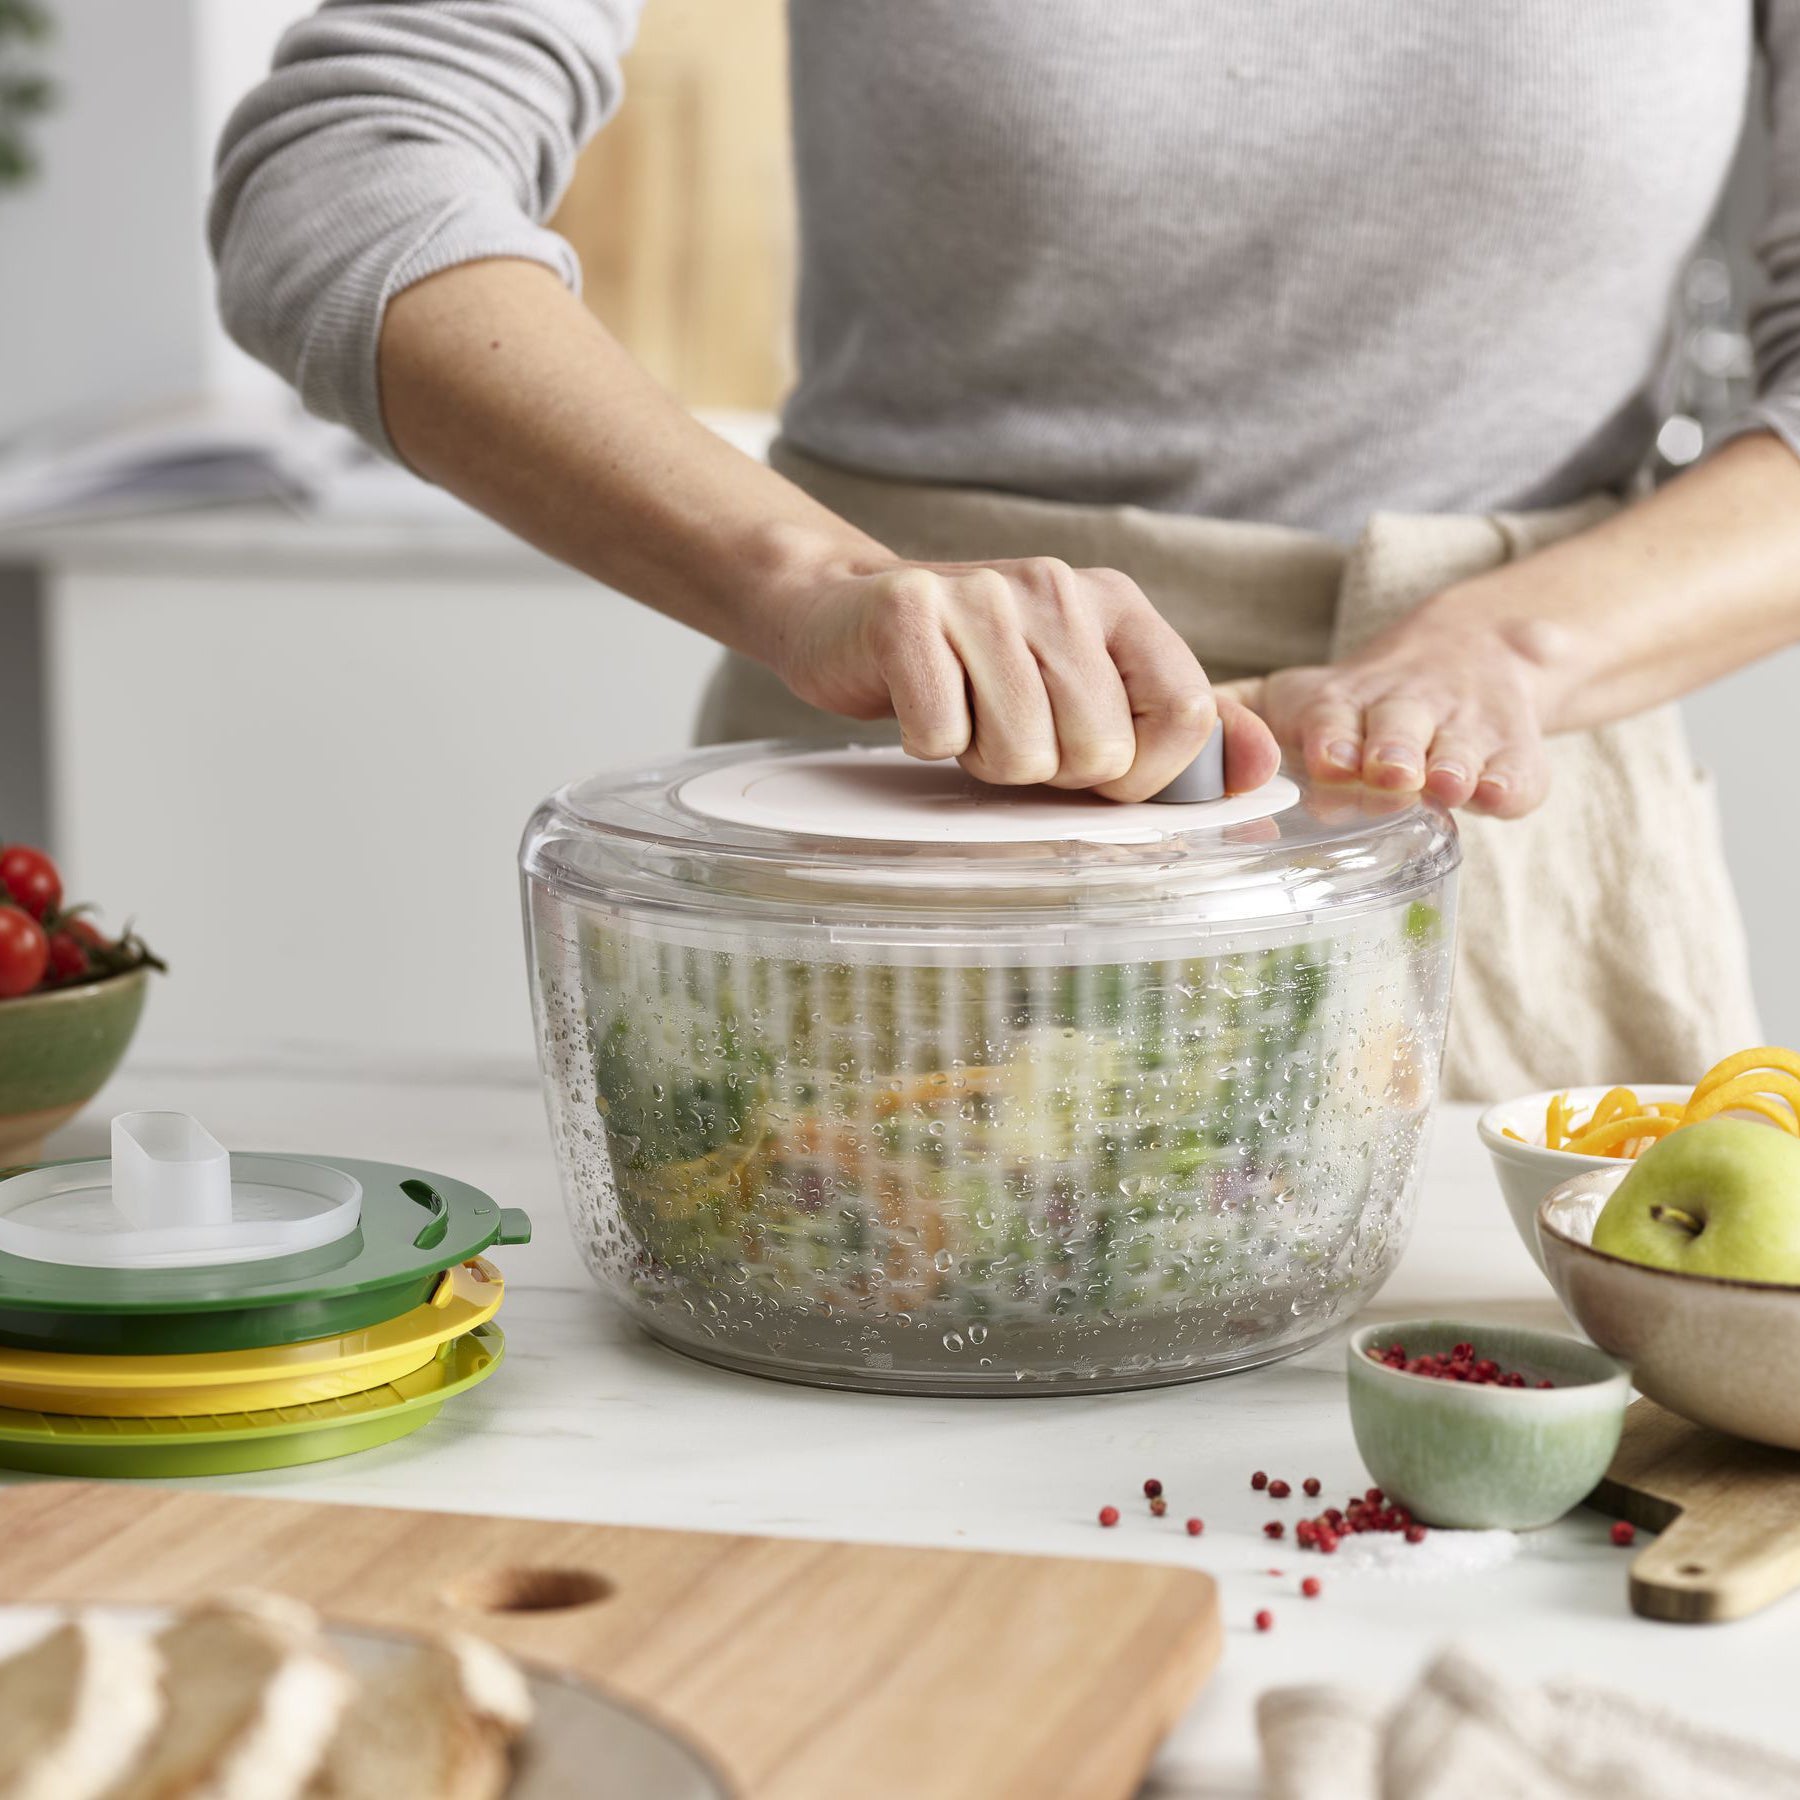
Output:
(521, 743), (1459, 1395)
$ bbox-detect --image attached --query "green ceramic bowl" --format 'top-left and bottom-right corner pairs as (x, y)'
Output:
(1346, 1319), (1630, 1529)
(0, 969), (149, 1169)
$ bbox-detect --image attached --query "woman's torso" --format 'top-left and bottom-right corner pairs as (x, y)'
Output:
(781, 0), (1753, 537)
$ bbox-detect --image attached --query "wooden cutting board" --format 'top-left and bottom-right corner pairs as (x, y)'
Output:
(1587, 1398), (1800, 1624)
(0, 1482), (1219, 1799)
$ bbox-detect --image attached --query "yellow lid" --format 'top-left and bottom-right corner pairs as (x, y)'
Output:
(0, 1259), (502, 1417)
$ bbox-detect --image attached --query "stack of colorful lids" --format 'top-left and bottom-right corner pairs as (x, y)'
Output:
(0, 1112), (530, 1476)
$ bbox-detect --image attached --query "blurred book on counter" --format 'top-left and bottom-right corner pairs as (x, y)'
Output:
(0, 400), (774, 533)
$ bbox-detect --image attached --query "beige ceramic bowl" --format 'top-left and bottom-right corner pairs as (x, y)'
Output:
(1479, 1085), (1690, 1274)
(1537, 1167), (1800, 1451)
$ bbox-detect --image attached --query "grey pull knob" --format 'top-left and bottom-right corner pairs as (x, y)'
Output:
(1146, 723), (1225, 803)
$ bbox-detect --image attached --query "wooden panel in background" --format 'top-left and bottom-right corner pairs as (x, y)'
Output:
(551, 0), (794, 412)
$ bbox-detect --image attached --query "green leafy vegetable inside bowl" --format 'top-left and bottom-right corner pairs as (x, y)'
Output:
(0, 844), (164, 1167)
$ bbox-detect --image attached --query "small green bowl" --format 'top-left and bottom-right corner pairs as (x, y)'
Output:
(1346, 1319), (1630, 1529)
(0, 969), (149, 1168)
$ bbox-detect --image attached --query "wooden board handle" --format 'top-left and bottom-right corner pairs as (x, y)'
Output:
(1626, 1506), (1800, 1623)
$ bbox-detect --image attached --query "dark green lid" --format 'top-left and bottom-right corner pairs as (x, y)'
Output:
(0, 1159), (530, 1355)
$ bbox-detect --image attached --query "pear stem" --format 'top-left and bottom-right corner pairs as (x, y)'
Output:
(1648, 1203), (1703, 1239)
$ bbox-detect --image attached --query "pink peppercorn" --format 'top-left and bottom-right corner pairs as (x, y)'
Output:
(1251, 1470), (1268, 1491)
(1149, 1496), (1168, 1518)
(1185, 1517), (1204, 1537)
(1302, 1477), (1321, 1497)
(1610, 1521), (1637, 1547)
(1405, 1523), (1427, 1544)
(1143, 1478), (1163, 1499)
(1264, 1521), (1285, 1540)
(1254, 1609), (1274, 1632)
(1268, 1479), (1291, 1499)
(1098, 1505), (1120, 1528)
(1301, 1577), (1321, 1598)
(1316, 1531), (1340, 1554)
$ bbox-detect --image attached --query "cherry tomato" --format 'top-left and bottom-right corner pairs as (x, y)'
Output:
(0, 846), (61, 921)
(63, 918), (109, 951)
(0, 907), (49, 998)
(45, 931), (91, 983)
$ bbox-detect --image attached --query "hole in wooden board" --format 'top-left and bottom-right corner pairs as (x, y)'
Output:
(452, 1566), (614, 1614)
(1678, 1563), (1707, 1578)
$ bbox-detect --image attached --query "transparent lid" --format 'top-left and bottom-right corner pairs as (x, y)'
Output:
(522, 742), (1459, 937)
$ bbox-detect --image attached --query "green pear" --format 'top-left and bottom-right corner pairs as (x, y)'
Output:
(1592, 1118), (1800, 1283)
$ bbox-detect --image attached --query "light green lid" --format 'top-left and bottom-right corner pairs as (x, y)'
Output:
(0, 1323), (503, 1477)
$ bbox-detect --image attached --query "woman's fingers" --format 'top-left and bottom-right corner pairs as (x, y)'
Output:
(1292, 691), (1366, 784)
(939, 569), (1059, 786)
(1217, 690), (1283, 794)
(1421, 724), (1491, 809)
(869, 574), (972, 760)
(1020, 564), (1138, 789)
(1359, 695), (1439, 791)
(1093, 584), (1222, 801)
(1471, 744), (1550, 818)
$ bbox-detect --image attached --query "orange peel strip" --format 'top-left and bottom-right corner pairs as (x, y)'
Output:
(1688, 1047), (1800, 1106)
(1545, 1093), (1572, 1150)
(1712, 1095), (1800, 1135)
(1565, 1114), (1681, 1157)
(1582, 1087), (1640, 1133)
(1683, 1070), (1800, 1128)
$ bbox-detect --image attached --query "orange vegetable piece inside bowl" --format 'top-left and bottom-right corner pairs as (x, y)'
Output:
(1533, 1047), (1800, 1160)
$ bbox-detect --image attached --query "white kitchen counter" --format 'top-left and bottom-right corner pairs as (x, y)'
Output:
(29, 1060), (1798, 1797)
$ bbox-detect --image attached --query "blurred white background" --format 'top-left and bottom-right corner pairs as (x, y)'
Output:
(0, 0), (1793, 1081)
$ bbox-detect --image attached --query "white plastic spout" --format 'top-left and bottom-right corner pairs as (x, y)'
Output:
(111, 1111), (233, 1231)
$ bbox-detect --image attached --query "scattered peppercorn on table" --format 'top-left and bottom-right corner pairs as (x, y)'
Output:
(21, 1054), (1800, 1796)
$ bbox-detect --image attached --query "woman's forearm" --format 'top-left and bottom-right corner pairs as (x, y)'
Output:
(379, 258), (883, 668)
(1437, 432), (1800, 735)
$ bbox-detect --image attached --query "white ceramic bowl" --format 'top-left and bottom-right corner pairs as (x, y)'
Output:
(1538, 1169), (1800, 1451)
(1478, 1085), (1690, 1273)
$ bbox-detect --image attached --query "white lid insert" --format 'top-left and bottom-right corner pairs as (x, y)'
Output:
(0, 1112), (363, 1270)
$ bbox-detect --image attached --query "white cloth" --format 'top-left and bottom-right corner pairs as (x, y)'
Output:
(1258, 1646), (1800, 1800)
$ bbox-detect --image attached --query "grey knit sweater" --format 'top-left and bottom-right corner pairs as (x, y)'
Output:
(211, 1), (1800, 540)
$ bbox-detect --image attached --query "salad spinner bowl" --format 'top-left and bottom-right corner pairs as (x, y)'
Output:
(522, 744), (1459, 1394)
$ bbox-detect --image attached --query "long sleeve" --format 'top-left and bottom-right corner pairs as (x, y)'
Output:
(208, 0), (643, 456)
(1744, 0), (1800, 458)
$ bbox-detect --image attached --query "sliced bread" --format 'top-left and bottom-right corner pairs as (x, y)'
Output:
(0, 1616), (164, 1800)
(303, 1633), (532, 1800)
(105, 1593), (349, 1800)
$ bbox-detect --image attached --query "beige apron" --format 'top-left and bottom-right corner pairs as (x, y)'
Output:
(696, 443), (1759, 1102)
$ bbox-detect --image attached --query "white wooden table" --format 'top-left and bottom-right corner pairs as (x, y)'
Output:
(33, 1062), (1798, 1797)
